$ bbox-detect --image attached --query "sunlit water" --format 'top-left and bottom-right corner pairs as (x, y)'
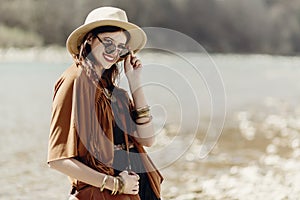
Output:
(0, 50), (300, 199)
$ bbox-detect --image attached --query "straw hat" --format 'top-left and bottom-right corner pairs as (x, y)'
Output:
(66, 6), (147, 56)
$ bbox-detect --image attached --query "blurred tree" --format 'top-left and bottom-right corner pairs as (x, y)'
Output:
(0, 0), (300, 55)
(268, 0), (300, 54)
(215, 0), (272, 53)
(0, 24), (43, 47)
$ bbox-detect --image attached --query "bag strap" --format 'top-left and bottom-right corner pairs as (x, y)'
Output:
(115, 93), (132, 172)
(123, 130), (132, 172)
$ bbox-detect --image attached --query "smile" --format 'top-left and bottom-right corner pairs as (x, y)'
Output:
(103, 53), (115, 63)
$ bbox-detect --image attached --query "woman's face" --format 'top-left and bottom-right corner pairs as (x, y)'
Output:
(90, 31), (127, 69)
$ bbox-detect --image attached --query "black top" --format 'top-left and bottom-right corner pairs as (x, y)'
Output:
(113, 123), (126, 145)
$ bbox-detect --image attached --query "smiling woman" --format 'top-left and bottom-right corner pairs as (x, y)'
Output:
(87, 27), (129, 69)
(93, 29), (130, 58)
(47, 6), (163, 200)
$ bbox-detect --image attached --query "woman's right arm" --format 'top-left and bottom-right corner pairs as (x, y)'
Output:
(48, 158), (139, 195)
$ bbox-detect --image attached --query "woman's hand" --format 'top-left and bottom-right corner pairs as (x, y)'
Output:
(119, 170), (140, 195)
(124, 52), (143, 93)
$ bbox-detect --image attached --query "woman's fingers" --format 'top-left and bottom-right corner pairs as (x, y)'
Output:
(119, 170), (128, 176)
(124, 53), (132, 73)
(130, 55), (137, 65)
(128, 171), (140, 180)
(119, 170), (140, 195)
(130, 55), (142, 68)
(132, 183), (139, 194)
(124, 52), (142, 71)
(134, 60), (142, 69)
(135, 174), (140, 180)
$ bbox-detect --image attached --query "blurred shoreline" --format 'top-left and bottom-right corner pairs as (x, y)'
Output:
(0, 46), (71, 63)
(1, 46), (300, 63)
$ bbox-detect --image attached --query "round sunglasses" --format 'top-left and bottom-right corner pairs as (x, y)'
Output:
(94, 35), (130, 59)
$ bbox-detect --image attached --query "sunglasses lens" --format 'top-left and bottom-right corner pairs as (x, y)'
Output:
(104, 44), (116, 54)
(99, 37), (129, 58)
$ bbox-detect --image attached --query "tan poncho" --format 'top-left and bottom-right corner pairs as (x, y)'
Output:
(47, 64), (163, 198)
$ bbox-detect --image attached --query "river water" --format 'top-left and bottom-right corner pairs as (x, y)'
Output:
(0, 49), (300, 199)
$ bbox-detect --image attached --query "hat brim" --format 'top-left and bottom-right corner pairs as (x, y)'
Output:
(66, 20), (147, 56)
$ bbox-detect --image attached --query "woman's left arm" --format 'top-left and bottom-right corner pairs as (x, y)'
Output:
(124, 53), (155, 147)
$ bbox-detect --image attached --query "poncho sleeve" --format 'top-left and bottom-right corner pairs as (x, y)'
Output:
(47, 64), (80, 163)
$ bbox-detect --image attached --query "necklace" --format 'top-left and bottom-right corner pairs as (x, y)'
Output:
(103, 88), (116, 102)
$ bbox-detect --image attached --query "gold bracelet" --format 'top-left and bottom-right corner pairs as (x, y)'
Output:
(135, 105), (150, 113)
(136, 111), (151, 119)
(111, 177), (118, 195)
(116, 178), (119, 195)
(100, 175), (108, 192)
(117, 176), (125, 194)
(135, 115), (153, 125)
(132, 105), (151, 120)
(114, 177), (119, 195)
(132, 105), (150, 115)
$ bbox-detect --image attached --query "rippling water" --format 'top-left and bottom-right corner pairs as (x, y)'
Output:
(0, 50), (300, 199)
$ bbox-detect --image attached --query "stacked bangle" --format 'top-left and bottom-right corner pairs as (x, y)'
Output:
(110, 176), (125, 195)
(111, 177), (118, 195)
(100, 175), (125, 195)
(116, 176), (125, 194)
(131, 105), (152, 125)
(100, 175), (108, 192)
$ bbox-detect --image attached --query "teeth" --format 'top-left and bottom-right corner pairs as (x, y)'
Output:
(103, 54), (114, 62)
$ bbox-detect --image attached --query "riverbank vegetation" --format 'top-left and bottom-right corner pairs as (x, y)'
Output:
(1, 0), (300, 55)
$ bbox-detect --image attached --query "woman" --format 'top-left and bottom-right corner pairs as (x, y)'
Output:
(47, 6), (163, 200)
